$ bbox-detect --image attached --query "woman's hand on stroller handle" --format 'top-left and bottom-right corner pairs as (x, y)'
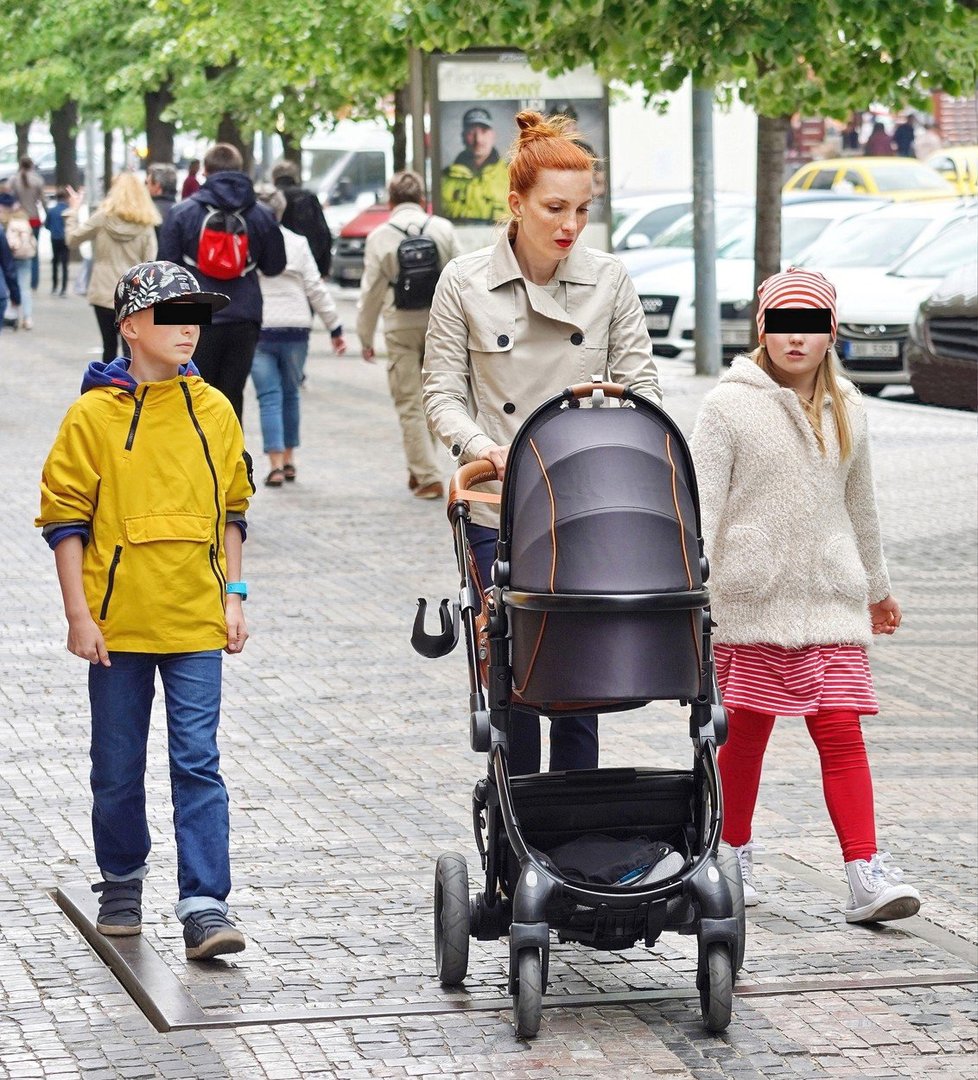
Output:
(481, 444), (510, 483)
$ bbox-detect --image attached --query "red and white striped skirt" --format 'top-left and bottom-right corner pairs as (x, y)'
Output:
(714, 642), (878, 716)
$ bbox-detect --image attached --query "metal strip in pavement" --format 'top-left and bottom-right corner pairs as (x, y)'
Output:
(765, 854), (978, 969)
(56, 884), (978, 1034)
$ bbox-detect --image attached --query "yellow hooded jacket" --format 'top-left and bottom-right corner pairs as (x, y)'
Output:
(37, 366), (254, 652)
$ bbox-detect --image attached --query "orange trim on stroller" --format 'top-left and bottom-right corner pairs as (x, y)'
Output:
(513, 439), (556, 699)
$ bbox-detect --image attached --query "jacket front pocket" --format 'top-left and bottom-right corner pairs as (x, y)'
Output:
(713, 525), (777, 600)
(819, 532), (868, 601)
(124, 513), (213, 544)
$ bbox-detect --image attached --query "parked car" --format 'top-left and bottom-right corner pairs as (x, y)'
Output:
(925, 145), (978, 196)
(631, 197), (887, 360)
(906, 261), (978, 409)
(0, 141), (56, 188)
(330, 202), (393, 287)
(783, 157), (958, 201)
(619, 194), (755, 279)
(611, 192), (692, 252)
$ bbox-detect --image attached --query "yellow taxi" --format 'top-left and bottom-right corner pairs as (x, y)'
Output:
(783, 157), (958, 201)
(925, 146), (978, 195)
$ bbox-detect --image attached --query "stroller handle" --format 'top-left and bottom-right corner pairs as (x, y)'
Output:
(565, 381), (627, 400)
(448, 460), (502, 516)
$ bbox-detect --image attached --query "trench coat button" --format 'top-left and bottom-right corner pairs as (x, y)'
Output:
(503, 402), (516, 414)
(570, 332), (584, 345)
(451, 443), (461, 457)
(497, 334), (510, 347)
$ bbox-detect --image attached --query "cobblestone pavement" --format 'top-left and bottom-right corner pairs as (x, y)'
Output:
(0, 279), (975, 1079)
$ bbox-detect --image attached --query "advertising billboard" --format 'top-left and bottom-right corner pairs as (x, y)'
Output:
(430, 51), (609, 250)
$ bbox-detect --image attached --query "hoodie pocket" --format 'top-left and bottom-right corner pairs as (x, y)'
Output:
(713, 525), (778, 600)
(819, 532), (868, 602)
(124, 513), (212, 544)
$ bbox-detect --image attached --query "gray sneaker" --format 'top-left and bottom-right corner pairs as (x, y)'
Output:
(845, 852), (921, 923)
(183, 910), (246, 960)
(91, 878), (143, 936)
(730, 842), (760, 906)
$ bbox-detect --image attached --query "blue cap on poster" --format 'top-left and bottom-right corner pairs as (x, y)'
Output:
(462, 107), (494, 129)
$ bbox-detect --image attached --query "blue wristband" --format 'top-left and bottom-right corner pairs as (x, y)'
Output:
(226, 581), (248, 600)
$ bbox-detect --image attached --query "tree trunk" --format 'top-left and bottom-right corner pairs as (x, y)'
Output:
(751, 113), (790, 348)
(392, 86), (408, 173)
(15, 122), (31, 160)
(50, 100), (80, 188)
(145, 82), (175, 164)
(103, 131), (114, 196)
(281, 132), (301, 168)
(216, 113), (253, 174)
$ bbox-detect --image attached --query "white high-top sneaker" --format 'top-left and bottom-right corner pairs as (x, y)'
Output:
(845, 852), (921, 923)
(731, 841), (759, 906)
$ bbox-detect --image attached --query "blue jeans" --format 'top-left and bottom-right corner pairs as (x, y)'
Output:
(469, 524), (599, 775)
(30, 224), (41, 290)
(251, 335), (309, 453)
(15, 259), (32, 321)
(88, 651), (231, 921)
(0, 296), (6, 332)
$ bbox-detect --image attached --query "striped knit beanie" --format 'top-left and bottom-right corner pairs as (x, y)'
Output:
(756, 266), (837, 338)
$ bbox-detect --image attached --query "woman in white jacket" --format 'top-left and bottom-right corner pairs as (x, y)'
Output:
(690, 267), (920, 925)
(253, 185), (345, 487)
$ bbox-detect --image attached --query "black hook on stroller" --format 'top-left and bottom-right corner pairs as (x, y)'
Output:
(413, 381), (745, 1038)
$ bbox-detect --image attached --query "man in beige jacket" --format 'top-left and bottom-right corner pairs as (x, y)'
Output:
(357, 172), (459, 499)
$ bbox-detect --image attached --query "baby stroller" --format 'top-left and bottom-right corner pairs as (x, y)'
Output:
(412, 381), (745, 1037)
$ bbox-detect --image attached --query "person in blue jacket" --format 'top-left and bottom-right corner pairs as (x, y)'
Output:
(0, 226), (22, 332)
(44, 188), (71, 296)
(158, 143), (286, 421)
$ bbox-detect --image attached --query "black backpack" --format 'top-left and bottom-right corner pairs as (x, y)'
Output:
(389, 218), (440, 310)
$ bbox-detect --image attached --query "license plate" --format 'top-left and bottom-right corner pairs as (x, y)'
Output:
(646, 314), (670, 331)
(720, 321), (750, 345)
(843, 340), (899, 358)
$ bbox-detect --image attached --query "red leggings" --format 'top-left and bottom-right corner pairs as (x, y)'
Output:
(718, 708), (877, 863)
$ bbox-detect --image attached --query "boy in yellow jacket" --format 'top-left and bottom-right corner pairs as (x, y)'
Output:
(36, 261), (256, 960)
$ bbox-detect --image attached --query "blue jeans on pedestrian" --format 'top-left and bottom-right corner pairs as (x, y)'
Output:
(88, 651), (231, 921)
(14, 259), (32, 322)
(0, 297), (6, 333)
(469, 523), (599, 775)
(251, 335), (309, 453)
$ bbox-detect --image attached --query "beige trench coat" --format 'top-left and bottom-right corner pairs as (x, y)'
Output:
(422, 233), (661, 526)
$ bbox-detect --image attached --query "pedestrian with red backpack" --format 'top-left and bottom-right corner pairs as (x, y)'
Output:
(159, 144), (286, 421)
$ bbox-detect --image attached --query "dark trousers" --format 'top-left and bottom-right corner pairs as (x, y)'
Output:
(93, 305), (129, 365)
(51, 238), (69, 293)
(30, 224), (40, 290)
(192, 321), (261, 423)
(469, 523), (598, 775)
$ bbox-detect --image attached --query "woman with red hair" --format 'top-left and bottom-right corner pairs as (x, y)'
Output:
(423, 110), (661, 775)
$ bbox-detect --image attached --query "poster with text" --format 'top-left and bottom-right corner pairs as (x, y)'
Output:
(431, 52), (609, 250)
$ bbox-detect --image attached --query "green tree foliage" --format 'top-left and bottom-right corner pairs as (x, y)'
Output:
(407, 0), (978, 286)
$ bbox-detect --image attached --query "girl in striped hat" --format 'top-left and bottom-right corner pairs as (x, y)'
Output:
(690, 267), (921, 925)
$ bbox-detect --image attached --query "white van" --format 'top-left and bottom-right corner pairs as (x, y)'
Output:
(302, 121), (394, 233)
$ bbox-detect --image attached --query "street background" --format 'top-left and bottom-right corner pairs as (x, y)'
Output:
(0, 280), (975, 1078)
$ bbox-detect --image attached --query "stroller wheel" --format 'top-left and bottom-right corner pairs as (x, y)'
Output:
(513, 947), (543, 1039)
(698, 942), (733, 1033)
(717, 844), (747, 976)
(434, 853), (470, 985)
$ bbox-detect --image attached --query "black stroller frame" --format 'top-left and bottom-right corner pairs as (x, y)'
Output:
(413, 381), (745, 1037)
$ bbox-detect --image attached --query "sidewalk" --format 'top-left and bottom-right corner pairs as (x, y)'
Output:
(0, 281), (975, 1079)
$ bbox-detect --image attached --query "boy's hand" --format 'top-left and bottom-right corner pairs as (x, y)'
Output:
(869, 595), (901, 635)
(332, 334), (347, 356)
(67, 615), (111, 666)
(225, 597), (249, 654)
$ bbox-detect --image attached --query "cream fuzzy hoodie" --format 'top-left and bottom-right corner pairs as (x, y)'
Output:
(690, 357), (890, 648)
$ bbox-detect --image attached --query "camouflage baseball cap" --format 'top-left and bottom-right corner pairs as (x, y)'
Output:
(113, 261), (230, 326)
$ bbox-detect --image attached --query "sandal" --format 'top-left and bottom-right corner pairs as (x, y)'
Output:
(282, 463), (296, 482)
(264, 468), (285, 487)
